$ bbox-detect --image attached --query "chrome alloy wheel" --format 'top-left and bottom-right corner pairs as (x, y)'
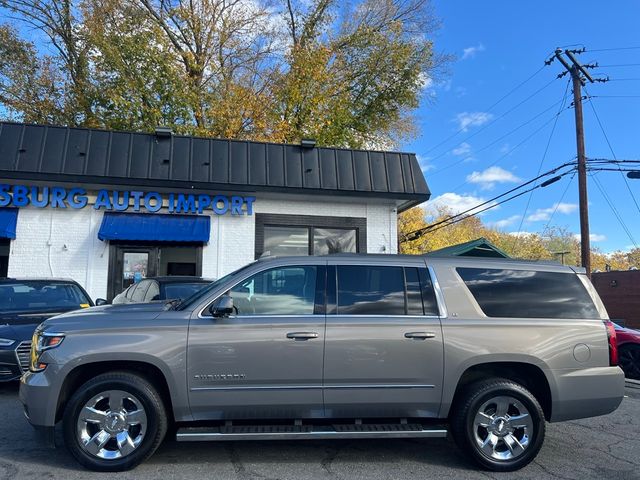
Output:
(76, 390), (147, 460)
(472, 395), (534, 461)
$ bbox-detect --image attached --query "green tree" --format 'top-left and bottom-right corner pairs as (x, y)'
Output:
(0, 0), (446, 148)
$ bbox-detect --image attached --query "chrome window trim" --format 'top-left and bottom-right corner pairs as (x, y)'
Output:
(427, 265), (448, 319)
(328, 314), (440, 320)
(197, 261), (448, 320)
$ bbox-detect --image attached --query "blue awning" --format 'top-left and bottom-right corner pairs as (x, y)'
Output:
(0, 208), (18, 239)
(98, 213), (210, 242)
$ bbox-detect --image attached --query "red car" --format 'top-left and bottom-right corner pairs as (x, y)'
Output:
(615, 322), (640, 380)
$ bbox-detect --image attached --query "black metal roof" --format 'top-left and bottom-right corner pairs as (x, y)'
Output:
(0, 122), (430, 211)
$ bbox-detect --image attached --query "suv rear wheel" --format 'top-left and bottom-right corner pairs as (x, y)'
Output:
(62, 371), (168, 472)
(451, 379), (545, 471)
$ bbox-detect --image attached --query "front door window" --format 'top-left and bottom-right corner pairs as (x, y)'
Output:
(229, 266), (318, 316)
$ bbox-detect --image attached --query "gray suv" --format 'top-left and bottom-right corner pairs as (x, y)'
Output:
(19, 254), (625, 472)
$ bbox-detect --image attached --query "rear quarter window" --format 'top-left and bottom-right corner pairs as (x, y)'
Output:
(456, 267), (600, 319)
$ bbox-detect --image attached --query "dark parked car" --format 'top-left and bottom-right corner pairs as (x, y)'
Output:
(0, 278), (93, 381)
(110, 276), (210, 305)
(614, 322), (640, 380)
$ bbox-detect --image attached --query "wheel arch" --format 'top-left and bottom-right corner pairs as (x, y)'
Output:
(55, 360), (176, 424)
(445, 361), (554, 421)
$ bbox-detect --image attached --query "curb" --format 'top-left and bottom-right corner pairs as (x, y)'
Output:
(625, 379), (640, 389)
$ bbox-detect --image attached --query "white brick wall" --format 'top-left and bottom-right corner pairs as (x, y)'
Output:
(7, 195), (398, 299)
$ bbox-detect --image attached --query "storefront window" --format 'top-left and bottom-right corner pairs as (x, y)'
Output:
(263, 227), (309, 256)
(263, 226), (357, 256)
(313, 228), (356, 255)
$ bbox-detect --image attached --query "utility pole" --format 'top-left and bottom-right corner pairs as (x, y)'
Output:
(552, 49), (599, 277)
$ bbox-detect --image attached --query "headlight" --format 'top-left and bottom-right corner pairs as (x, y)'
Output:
(30, 331), (65, 372)
(0, 338), (15, 347)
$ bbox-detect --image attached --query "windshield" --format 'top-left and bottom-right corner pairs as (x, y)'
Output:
(176, 262), (257, 310)
(164, 283), (209, 300)
(0, 281), (91, 316)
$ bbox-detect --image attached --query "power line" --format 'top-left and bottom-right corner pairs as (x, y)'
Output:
(590, 173), (638, 248)
(597, 63), (640, 67)
(587, 46), (640, 52)
(449, 109), (570, 192)
(542, 172), (577, 234)
(409, 169), (577, 238)
(401, 162), (577, 241)
(584, 87), (640, 215)
(431, 94), (571, 177)
(512, 79), (571, 249)
(421, 65), (549, 157)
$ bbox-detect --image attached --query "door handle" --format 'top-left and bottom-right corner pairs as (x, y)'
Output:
(286, 332), (319, 340)
(404, 331), (436, 339)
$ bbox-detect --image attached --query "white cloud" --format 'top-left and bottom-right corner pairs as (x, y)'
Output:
(451, 142), (472, 157)
(416, 154), (435, 172)
(427, 192), (496, 216)
(489, 215), (521, 229)
(526, 202), (578, 222)
(462, 43), (485, 60)
(417, 72), (434, 92)
(508, 231), (535, 238)
(573, 233), (607, 242)
(455, 111), (494, 131)
(466, 166), (521, 190)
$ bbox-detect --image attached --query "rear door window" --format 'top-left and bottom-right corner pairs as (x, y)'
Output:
(337, 265), (405, 315)
(456, 267), (600, 319)
(336, 265), (441, 316)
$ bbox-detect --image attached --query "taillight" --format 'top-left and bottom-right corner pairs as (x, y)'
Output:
(603, 320), (618, 366)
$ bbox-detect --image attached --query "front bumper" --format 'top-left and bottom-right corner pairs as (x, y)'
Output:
(19, 368), (59, 428)
(550, 366), (625, 422)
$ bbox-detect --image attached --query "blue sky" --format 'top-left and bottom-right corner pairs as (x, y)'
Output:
(404, 1), (640, 253)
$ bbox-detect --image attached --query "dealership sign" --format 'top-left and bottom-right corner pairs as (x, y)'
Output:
(0, 184), (255, 215)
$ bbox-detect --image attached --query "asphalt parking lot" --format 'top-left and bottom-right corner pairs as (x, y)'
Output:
(1, 382), (638, 480)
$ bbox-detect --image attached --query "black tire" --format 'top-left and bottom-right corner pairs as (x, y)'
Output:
(450, 378), (545, 472)
(619, 344), (640, 380)
(62, 371), (168, 472)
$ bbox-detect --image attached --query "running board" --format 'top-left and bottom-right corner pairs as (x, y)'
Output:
(176, 423), (448, 442)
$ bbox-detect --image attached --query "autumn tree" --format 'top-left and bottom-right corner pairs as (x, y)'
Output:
(398, 206), (640, 270)
(0, 0), (445, 148)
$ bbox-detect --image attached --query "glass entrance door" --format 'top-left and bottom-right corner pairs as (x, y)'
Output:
(109, 247), (158, 300)
(108, 244), (203, 300)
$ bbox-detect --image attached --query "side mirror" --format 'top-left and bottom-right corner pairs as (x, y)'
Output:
(95, 298), (108, 306)
(209, 295), (234, 317)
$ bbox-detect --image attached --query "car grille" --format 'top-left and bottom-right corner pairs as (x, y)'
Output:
(15, 341), (31, 373)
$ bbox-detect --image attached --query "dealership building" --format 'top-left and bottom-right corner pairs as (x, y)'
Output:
(0, 122), (430, 301)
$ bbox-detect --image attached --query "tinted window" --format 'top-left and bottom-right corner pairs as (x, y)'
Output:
(405, 267), (423, 315)
(164, 283), (207, 300)
(337, 265), (405, 315)
(0, 281), (91, 315)
(229, 266), (318, 315)
(131, 280), (150, 302)
(457, 268), (600, 319)
(418, 268), (440, 316)
(144, 281), (160, 302)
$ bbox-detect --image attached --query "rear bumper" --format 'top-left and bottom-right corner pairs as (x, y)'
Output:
(550, 366), (625, 422)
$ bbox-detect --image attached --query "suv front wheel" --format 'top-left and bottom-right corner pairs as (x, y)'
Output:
(451, 379), (545, 472)
(62, 371), (168, 472)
